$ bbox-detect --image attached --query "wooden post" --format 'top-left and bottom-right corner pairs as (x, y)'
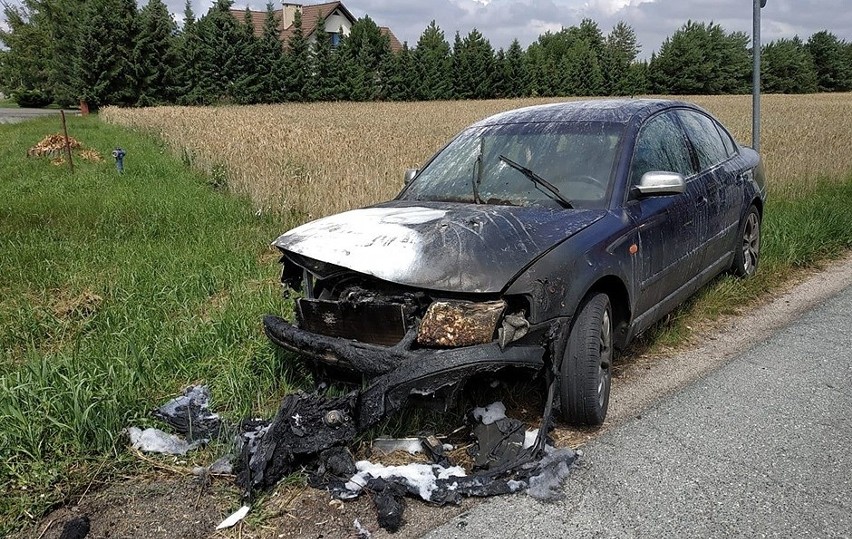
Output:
(60, 110), (74, 173)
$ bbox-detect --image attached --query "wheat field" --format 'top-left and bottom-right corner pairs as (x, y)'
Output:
(101, 94), (852, 220)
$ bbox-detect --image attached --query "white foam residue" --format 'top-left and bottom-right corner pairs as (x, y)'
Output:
(471, 401), (507, 425)
(345, 460), (467, 501)
(523, 429), (539, 449)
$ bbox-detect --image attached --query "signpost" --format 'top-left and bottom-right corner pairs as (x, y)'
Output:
(753, 0), (766, 151)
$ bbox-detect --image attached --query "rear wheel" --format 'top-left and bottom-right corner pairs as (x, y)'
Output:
(732, 205), (761, 277)
(559, 293), (612, 426)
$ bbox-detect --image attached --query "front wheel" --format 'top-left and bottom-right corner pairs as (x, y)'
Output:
(559, 293), (613, 426)
(732, 205), (761, 277)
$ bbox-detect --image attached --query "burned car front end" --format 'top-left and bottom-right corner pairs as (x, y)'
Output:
(263, 201), (606, 421)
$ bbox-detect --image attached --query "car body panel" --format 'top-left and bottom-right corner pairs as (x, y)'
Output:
(273, 201), (606, 294)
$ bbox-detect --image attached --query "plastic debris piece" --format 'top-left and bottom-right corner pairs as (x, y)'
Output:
(215, 505), (250, 530)
(471, 417), (525, 469)
(371, 437), (424, 456)
(209, 455), (234, 475)
(367, 478), (406, 532)
(526, 448), (577, 501)
(154, 385), (221, 442)
(471, 401), (507, 425)
(127, 427), (200, 455)
(353, 518), (372, 538)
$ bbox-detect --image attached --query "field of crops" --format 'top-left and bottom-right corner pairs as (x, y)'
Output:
(102, 94), (852, 220)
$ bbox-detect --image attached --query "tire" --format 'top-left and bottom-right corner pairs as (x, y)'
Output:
(559, 293), (613, 426)
(732, 205), (761, 278)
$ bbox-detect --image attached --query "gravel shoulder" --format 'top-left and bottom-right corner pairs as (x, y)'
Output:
(20, 252), (852, 539)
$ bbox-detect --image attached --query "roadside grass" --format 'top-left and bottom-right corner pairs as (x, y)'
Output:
(0, 97), (20, 108)
(0, 116), (299, 533)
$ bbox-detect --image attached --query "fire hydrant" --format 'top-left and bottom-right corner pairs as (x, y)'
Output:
(112, 148), (126, 173)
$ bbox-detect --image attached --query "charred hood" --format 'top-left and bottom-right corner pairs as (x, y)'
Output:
(273, 201), (605, 293)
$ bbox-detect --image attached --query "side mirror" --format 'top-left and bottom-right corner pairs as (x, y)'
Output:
(634, 171), (686, 197)
(403, 168), (419, 184)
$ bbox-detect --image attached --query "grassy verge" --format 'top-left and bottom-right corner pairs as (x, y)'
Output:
(0, 98), (20, 108)
(0, 116), (300, 533)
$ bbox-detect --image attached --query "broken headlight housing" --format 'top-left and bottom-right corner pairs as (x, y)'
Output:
(416, 299), (506, 347)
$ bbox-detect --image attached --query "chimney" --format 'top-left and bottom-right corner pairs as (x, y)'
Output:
(282, 3), (302, 28)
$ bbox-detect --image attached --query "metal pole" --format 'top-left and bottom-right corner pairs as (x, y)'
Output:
(752, 0), (762, 152)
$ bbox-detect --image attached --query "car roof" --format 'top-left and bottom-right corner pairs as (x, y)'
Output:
(470, 99), (700, 127)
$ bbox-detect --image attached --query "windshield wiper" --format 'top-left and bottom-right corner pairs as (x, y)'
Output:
(471, 138), (484, 204)
(498, 154), (573, 209)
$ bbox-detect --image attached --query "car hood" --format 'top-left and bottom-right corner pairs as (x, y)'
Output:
(273, 201), (605, 293)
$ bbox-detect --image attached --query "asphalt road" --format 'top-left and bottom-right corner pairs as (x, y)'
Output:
(0, 107), (76, 124)
(428, 284), (852, 538)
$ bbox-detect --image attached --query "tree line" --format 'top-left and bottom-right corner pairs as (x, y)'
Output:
(2, 0), (852, 109)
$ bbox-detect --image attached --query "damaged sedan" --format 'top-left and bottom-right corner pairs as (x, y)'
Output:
(263, 99), (766, 429)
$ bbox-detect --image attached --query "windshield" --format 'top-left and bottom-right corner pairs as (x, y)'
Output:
(400, 121), (624, 209)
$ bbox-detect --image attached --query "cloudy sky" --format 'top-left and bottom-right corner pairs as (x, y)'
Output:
(4, 0), (852, 58)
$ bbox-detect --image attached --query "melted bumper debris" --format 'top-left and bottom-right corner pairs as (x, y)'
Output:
(153, 385), (221, 442)
(139, 379), (577, 533)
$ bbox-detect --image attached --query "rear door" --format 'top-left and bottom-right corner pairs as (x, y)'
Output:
(625, 111), (701, 317)
(675, 110), (743, 269)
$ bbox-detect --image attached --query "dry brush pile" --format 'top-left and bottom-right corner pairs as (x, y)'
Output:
(101, 94), (852, 221)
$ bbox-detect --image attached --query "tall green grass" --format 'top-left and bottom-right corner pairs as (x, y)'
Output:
(0, 116), (298, 531)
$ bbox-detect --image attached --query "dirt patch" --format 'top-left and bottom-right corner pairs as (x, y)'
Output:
(19, 253), (852, 539)
(21, 476), (234, 539)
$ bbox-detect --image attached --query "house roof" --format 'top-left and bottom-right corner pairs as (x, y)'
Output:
(230, 2), (403, 53)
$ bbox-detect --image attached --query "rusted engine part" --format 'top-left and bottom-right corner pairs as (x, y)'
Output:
(417, 300), (506, 347)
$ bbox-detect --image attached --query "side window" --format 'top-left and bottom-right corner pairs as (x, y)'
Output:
(676, 110), (729, 170)
(715, 123), (738, 157)
(630, 112), (694, 186)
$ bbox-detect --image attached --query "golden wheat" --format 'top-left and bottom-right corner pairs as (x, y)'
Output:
(101, 94), (852, 220)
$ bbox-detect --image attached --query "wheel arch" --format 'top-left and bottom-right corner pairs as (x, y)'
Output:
(585, 275), (631, 350)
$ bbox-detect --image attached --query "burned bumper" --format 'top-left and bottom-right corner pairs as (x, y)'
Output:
(263, 314), (546, 426)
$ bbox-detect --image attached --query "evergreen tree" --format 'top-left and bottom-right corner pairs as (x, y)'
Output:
(194, 0), (247, 102)
(560, 38), (603, 96)
(603, 21), (640, 95)
(492, 48), (508, 98)
(386, 42), (416, 101)
(231, 8), (263, 104)
(74, 0), (138, 108)
(306, 14), (334, 101)
(502, 39), (527, 98)
(134, 0), (177, 106)
(649, 20), (750, 94)
(256, 2), (285, 103)
(413, 21), (452, 100)
(0, 2), (52, 96)
(339, 15), (391, 100)
(285, 9), (310, 101)
(43, 0), (87, 106)
(806, 31), (852, 92)
(762, 37), (817, 93)
(452, 28), (495, 99)
(175, 1), (206, 104)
